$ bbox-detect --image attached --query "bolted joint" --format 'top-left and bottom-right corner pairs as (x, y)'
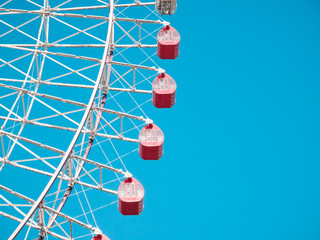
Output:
(158, 68), (165, 74)
(145, 118), (153, 124)
(37, 204), (45, 231)
(93, 228), (102, 235)
(39, 227), (47, 238)
(110, 44), (115, 52)
(124, 171), (132, 178)
(89, 130), (96, 140)
(67, 151), (75, 187)
(68, 179), (76, 188)
(88, 110), (96, 140)
(101, 66), (108, 94)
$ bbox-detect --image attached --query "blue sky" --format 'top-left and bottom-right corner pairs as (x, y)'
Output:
(1, 0), (320, 239)
(153, 0), (320, 239)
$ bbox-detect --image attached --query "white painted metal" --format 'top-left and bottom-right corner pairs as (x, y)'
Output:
(7, 0), (116, 238)
(0, 0), (166, 239)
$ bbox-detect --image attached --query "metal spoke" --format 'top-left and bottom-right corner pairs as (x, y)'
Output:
(0, 0), (172, 239)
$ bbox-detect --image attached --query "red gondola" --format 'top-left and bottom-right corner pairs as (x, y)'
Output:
(152, 73), (177, 108)
(157, 25), (180, 59)
(155, 0), (177, 15)
(139, 124), (164, 160)
(92, 234), (110, 240)
(118, 177), (144, 215)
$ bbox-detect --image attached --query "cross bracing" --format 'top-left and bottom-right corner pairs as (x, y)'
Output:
(0, 0), (167, 239)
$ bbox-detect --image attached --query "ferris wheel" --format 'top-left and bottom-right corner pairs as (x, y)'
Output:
(0, 0), (180, 239)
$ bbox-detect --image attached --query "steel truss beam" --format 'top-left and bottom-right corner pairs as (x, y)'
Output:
(0, 43), (157, 48)
(0, 130), (136, 169)
(0, 8), (166, 24)
(0, 77), (152, 93)
(0, 184), (99, 233)
(0, 159), (118, 194)
(111, 60), (164, 72)
(1, 0), (162, 239)
(0, 211), (69, 240)
(8, 2), (116, 237)
(51, 2), (156, 12)
(0, 45), (101, 62)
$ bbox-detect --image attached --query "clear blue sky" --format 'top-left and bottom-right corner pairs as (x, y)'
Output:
(147, 1), (320, 239)
(2, 0), (320, 239)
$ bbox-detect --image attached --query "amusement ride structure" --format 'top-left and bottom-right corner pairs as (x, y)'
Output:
(0, 0), (180, 239)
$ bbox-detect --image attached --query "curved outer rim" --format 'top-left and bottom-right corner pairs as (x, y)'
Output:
(9, 1), (115, 239)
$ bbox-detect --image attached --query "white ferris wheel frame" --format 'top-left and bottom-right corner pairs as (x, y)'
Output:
(0, 0), (172, 239)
